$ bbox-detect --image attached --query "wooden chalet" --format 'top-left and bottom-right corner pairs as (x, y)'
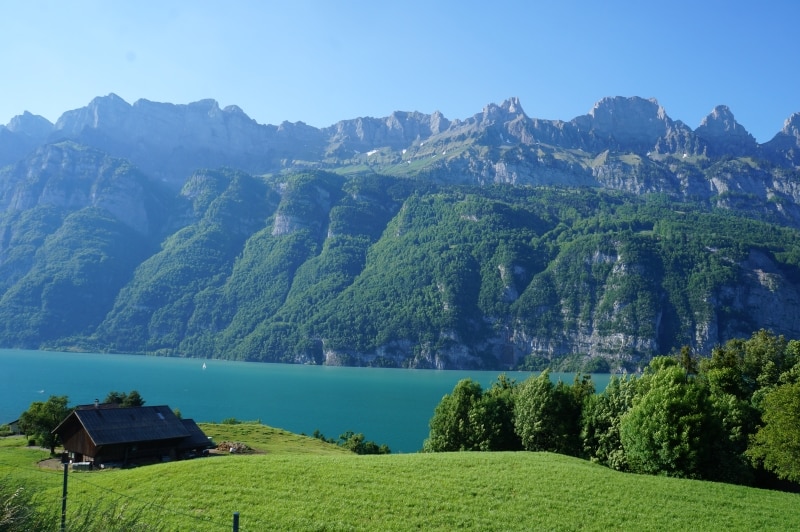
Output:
(52, 403), (212, 467)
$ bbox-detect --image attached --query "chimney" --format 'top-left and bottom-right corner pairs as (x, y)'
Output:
(94, 399), (99, 408)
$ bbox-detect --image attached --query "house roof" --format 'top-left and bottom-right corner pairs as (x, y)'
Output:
(54, 405), (190, 446)
(179, 419), (214, 450)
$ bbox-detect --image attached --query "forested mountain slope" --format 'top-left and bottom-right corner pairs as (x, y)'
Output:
(1, 96), (800, 370)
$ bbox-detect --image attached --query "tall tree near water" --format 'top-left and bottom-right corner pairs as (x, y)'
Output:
(619, 357), (720, 479)
(423, 376), (520, 452)
(747, 381), (800, 482)
(424, 379), (485, 452)
(581, 374), (638, 470)
(514, 370), (589, 456)
(18, 395), (70, 454)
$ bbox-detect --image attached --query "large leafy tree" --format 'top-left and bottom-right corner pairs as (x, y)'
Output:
(424, 378), (485, 452)
(514, 370), (589, 456)
(423, 376), (520, 452)
(747, 381), (800, 482)
(18, 395), (70, 454)
(479, 374), (522, 451)
(620, 358), (720, 479)
(581, 374), (638, 470)
(698, 330), (800, 484)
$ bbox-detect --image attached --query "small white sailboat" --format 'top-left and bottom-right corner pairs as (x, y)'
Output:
(202, 362), (207, 370)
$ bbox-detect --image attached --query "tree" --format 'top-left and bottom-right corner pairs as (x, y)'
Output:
(581, 374), (638, 471)
(478, 374), (522, 451)
(675, 345), (698, 375)
(514, 370), (588, 456)
(701, 329), (795, 406)
(423, 376), (520, 452)
(747, 381), (800, 482)
(337, 432), (391, 455)
(700, 352), (760, 484)
(18, 395), (70, 454)
(424, 378), (485, 452)
(696, 330), (800, 485)
(619, 358), (720, 479)
(104, 390), (145, 407)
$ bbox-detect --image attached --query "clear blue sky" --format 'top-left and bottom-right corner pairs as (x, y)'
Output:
(1, 0), (797, 142)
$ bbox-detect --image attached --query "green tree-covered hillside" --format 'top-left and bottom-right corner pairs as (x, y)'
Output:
(1, 154), (799, 370)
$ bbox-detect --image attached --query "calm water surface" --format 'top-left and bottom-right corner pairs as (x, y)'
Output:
(0, 349), (610, 452)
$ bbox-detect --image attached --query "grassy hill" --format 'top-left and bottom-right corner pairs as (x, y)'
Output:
(2, 424), (799, 531)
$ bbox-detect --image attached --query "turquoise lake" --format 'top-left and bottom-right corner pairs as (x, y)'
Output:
(0, 349), (611, 452)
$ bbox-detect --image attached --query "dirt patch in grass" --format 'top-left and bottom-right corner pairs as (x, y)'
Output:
(38, 457), (65, 470)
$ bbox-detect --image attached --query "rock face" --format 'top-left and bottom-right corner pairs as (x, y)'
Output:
(7, 111), (54, 140)
(0, 142), (163, 235)
(764, 113), (800, 167)
(3, 93), (798, 196)
(1, 95), (800, 370)
(0, 112), (55, 168)
(324, 110), (452, 154)
(573, 96), (670, 151)
(49, 94), (325, 188)
(695, 105), (759, 157)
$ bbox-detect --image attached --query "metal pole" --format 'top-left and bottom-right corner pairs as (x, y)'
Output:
(232, 511), (240, 532)
(60, 462), (68, 532)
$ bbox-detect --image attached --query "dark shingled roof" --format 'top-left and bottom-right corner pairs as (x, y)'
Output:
(179, 419), (213, 450)
(66, 405), (190, 446)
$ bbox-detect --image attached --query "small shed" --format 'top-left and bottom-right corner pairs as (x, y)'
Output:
(4, 419), (20, 435)
(53, 403), (212, 467)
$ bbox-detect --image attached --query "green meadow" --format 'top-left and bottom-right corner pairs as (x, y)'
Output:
(2, 425), (799, 531)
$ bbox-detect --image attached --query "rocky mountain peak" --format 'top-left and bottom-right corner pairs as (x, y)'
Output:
(763, 112), (800, 166)
(500, 96), (524, 115)
(702, 105), (735, 125)
(6, 111), (53, 140)
(54, 93), (132, 134)
(5, 93), (800, 196)
(87, 93), (132, 118)
(586, 96), (665, 122)
(694, 105), (757, 157)
(473, 97), (528, 136)
(185, 98), (223, 118)
(699, 105), (749, 135)
(429, 110), (450, 134)
(223, 104), (249, 117)
(781, 112), (800, 138)
(573, 96), (673, 152)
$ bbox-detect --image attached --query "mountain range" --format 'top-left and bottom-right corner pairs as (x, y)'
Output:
(1, 95), (799, 371)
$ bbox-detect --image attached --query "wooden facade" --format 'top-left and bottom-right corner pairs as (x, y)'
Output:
(53, 404), (212, 467)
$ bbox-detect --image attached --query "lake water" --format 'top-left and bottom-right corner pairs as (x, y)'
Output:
(0, 349), (611, 453)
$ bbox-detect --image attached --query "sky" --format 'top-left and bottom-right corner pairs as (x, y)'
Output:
(1, 0), (798, 143)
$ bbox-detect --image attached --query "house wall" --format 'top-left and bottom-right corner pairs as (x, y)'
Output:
(59, 419), (98, 459)
(95, 438), (184, 465)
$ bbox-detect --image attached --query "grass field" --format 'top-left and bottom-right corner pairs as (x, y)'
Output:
(2, 424), (799, 531)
